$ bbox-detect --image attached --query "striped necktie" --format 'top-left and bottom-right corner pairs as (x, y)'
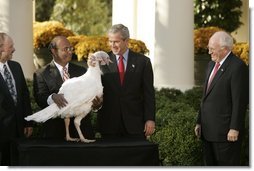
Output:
(3, 64), (17, 104)
(62, 66), (70, 81)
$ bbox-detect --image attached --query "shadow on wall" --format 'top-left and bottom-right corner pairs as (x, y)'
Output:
(0, 16), (9, 32)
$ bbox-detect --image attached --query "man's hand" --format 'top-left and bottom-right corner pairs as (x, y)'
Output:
(227, 129), (239, 142)
(144, 120), (155, 137)
(194, 124), (201, 139)
(52, 93), (68, 108)
(24, 127), (33, 138)
(92, 96), (103, 112)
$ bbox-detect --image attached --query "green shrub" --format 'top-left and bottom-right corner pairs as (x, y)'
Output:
(26, 79), (43, 137)
(177, 86), (203, 112)
(151, 87), (249, 166)
(150, 105), (202, 166)
(155, 88), (183, 113)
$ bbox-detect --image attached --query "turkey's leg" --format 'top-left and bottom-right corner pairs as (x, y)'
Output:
(74, 116), (95, 143)
(64, 117), (79, 141)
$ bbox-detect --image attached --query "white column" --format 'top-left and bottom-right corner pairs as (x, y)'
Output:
(0, 0), (34, 79)
(154, 0), (194, 91)
(112, 0), (138, 38)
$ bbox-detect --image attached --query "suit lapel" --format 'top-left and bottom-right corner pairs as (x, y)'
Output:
(108, 53), (118, 73)
(205, 53), (232, 96)
(106, 53), (121, 86)
(68, 63), (77, 78)
(123, 51), (137, 87)
(49, 61), (63, 88)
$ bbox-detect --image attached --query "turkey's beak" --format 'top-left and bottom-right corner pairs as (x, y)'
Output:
(100, 57), (113, 65)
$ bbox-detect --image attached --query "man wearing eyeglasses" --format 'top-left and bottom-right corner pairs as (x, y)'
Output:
(194, 31), (249, 166)
(33, 36), (100, 141)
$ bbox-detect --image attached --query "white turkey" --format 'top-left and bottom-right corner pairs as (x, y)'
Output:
(25, 51), (111, 143)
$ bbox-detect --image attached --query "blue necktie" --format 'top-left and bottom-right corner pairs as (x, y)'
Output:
(3, 64), (17, 104)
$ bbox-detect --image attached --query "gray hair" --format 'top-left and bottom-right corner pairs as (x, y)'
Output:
(108, 24), (130, 40)
(0, 32), (8, 51)
(213, 31), (233, 50)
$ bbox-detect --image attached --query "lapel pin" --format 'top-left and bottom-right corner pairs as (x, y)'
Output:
(221, 68), (224, 72)
(132, 64), (135, 68)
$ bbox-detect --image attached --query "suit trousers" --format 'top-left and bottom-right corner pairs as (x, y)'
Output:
(0, 142), (10, 166)
(202, 139), (242, 166)
(101, 115), (145, 140)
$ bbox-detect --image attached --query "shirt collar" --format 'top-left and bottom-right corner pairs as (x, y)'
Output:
(0, 61), (9, 71)
(116, 49), (129, 61)
(53, 61), (69, 71)
(219, 51), (231, 66)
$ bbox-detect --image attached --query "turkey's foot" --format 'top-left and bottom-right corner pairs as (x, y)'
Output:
(80, 138), (96, 143)
(65, 136), (80, 142)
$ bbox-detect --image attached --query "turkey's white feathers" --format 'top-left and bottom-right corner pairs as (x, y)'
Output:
(25, 51), (109, 124)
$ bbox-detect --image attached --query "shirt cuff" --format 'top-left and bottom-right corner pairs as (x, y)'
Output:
(47, 93), (55, 105)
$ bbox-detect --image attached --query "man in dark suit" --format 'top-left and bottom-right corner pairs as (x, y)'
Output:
(0, 33), (33, 165)
(33, 36), (98, 141)
(194, 31), (249, 166)
(94, 24), (156, 139)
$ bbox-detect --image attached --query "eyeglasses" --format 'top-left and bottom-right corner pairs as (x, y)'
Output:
(207, 46), (225, 53)
(57, 46), (74, 52)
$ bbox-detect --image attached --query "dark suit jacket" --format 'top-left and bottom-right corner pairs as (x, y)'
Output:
(0, 60), (32, 142)
(197, 52), (249, 142)
(33, 61), (94, 139)
(98, 50), (155, 135)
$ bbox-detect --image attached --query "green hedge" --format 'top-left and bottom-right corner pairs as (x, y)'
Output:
(27, 80), (249, 166)
(150, 87), (249, 166)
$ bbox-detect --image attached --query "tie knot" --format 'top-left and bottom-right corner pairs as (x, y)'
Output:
(119, 55), (123, 60)
(63, 66), (68, 71)
(215, 62), (220, 68)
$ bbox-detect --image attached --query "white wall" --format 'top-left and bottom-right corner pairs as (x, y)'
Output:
(232, 0), (249, 42)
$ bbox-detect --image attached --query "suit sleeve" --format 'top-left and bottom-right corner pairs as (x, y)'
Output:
(230, 62), (249, 130)
(143, 58), (156, 121)
(33, 71), (51, 109)
(18, 64), (33, 127)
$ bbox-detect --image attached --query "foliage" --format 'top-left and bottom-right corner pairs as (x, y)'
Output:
(68, 36), (110, 61)
(232, 42), (249, 65)
(177, 86), (203, 112)
(26, 79), (42, 137)
(150, 87), (249, 166)
(33, 21), (75, 49)
(194, 26), (224, 54)
(68, 35), (149, 61)
(150, 102), (202, 166)
(194, 0), (243, 33)
(50, 0), (111, 35)
(35, 0), (55, 21)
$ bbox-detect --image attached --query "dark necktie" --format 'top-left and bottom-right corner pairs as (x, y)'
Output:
(62, 66), (70, 81)
(3, 64), (17, 104)
(118, 55), (125, 85)
(207, 62), (220, 91)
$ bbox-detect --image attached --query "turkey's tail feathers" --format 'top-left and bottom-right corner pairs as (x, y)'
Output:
(25, 104), (59, 123)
